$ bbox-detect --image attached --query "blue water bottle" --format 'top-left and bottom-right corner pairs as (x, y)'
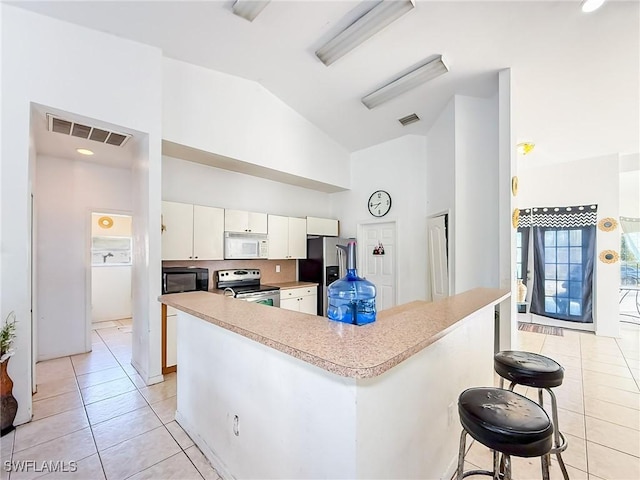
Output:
(327, 240), (376, 325)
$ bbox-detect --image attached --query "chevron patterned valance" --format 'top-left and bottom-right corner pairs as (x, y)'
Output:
(518, 205), (598, 228)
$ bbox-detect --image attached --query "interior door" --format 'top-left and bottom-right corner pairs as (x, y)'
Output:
(359, 222), (396, 311)
(427, 214), (449, 301)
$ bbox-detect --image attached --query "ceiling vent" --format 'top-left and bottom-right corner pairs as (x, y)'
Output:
(398, 113), (420, 126)
(47, 114), (131, 147)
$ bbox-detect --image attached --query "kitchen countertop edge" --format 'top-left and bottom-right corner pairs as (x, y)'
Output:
(160, 288), (510, 379)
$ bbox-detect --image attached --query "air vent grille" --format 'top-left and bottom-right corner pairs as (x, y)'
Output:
(47, 114), (131, 147)
(51, 118), (72, 134)
(398, 113), (420, 126)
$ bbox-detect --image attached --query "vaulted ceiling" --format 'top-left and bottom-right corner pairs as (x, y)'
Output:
(13, 0), (640, 167)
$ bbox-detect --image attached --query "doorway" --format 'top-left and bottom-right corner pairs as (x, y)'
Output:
(427, 213), (449, 301)
(358, 222), (397, 311)
(90, 212), (133, 327)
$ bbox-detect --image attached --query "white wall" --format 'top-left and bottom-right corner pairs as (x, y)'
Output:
(331, 135), (428, 305)
(454, 94), (500, 293)
(518, 154), (620, 337)
(162, 156), (333, 219)
(162, 58), (351, 190)
(91, 214), (132, 323)
(1, 5), (163, 423)
(35, 156), (132, 359)
(91, 267), (132, 322)
(620, 153), (640, 218)
(426, 99), (456, 218)
(425, 94), (501, 297)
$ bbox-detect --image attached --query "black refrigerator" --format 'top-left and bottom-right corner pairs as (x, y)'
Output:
(299, 236), (350, 316)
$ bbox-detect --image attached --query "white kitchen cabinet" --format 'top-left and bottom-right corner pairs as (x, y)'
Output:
(193, 205), (225, 259)
(280, 286), (317, 315)
(224, 209), (268, 234)
(162, 201), (224, 260)
(267, 215), (307, 259)
(306, 216), (339, 237)
(161, 201), (193, 260)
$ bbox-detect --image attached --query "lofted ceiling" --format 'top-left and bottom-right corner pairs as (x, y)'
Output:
(12, 0), (639, 168)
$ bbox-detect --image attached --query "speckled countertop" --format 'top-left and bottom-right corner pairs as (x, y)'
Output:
(160, 288), (509, 378)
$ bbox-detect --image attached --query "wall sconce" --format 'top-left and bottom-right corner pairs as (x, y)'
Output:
(517, 142), (535, 156)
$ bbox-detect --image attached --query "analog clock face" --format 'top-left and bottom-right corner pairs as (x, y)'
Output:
(368, 190), (392, 217)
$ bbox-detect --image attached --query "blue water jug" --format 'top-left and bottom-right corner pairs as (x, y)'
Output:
(327, 240), (376, 325)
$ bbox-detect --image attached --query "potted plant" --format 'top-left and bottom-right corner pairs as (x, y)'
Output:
(1, 312), (18, 436)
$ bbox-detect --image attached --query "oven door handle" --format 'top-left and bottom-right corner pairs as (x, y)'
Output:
(237, 291), (278, 299)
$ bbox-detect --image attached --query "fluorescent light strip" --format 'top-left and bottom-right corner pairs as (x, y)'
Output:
(232, 0), (270, 22)
(316, 0), (415, 66)
(361, 55), (449, 109)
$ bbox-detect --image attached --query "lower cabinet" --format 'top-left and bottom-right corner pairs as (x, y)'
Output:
(280, 286), (317, 315)
(162, 304), (177, 374)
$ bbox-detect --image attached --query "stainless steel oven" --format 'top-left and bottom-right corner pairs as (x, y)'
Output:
(217, 269), (280, 307)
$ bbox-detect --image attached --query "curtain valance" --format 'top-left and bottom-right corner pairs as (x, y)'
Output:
(518, 205), (598, 229)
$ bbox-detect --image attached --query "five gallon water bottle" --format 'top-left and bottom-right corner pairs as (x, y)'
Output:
(327, 240), (377, 325)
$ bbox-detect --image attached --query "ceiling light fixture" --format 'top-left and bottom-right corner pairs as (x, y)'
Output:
(76, 148), (94, 156)
(232, 0), (270, 22)
(315, 0), (415, 66)
(581, 0), (606, 13)
(516, 142), (535, 155)
(361, 55), (449, 109)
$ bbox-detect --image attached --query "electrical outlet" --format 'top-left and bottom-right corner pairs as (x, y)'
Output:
(275, 264), (280, 273)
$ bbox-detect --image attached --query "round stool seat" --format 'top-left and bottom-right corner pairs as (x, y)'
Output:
(495, 351), (564, 389)
(458, 387), (553, 458)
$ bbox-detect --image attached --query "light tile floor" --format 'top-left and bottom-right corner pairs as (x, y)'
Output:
(2, 318), (638, 479)
(0, 319), (221, 480)
(464, 319), (640, 480)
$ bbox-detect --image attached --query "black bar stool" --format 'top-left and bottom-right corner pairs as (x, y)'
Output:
(494, 351), (569, 480)
(457, 387), (553, 480)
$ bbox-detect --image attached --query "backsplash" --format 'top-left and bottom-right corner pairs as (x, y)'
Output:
(162, 259), (297, 289)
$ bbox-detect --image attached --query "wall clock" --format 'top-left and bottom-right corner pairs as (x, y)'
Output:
(368, 190), (392, 217)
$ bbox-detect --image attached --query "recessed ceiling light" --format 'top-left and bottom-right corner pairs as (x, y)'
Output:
(76, 148), (94, 156)
(581, 0), (606, 13)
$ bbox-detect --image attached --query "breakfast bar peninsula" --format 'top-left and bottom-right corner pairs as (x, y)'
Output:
(160, 288), (509, 480)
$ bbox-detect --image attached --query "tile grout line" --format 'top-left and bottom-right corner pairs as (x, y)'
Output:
(615, 335), (640, 392)
(69, 334), (110, 480)
(94, 326), (212, 480)
(578, 331), (592, 478)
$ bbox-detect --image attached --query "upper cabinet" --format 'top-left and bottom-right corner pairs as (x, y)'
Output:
(224, 209), (268, 234)
(306, 216), (339, 237)
(162, 201), (224, 260)
(268, 215), (307, 259)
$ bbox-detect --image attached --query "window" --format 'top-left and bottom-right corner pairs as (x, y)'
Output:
(542, 229), (584, 317)
(529, 205), (597, 324)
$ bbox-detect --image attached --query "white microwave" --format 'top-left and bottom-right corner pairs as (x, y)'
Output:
(224, 232), (269, 259)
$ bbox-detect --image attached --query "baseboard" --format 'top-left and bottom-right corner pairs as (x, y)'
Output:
(130, 359), (164, 386)
(175, 410), (236, 480)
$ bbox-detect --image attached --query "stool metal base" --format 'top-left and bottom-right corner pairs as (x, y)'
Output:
(457, 429), (550, 480)
(500, 378), (570, 480)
